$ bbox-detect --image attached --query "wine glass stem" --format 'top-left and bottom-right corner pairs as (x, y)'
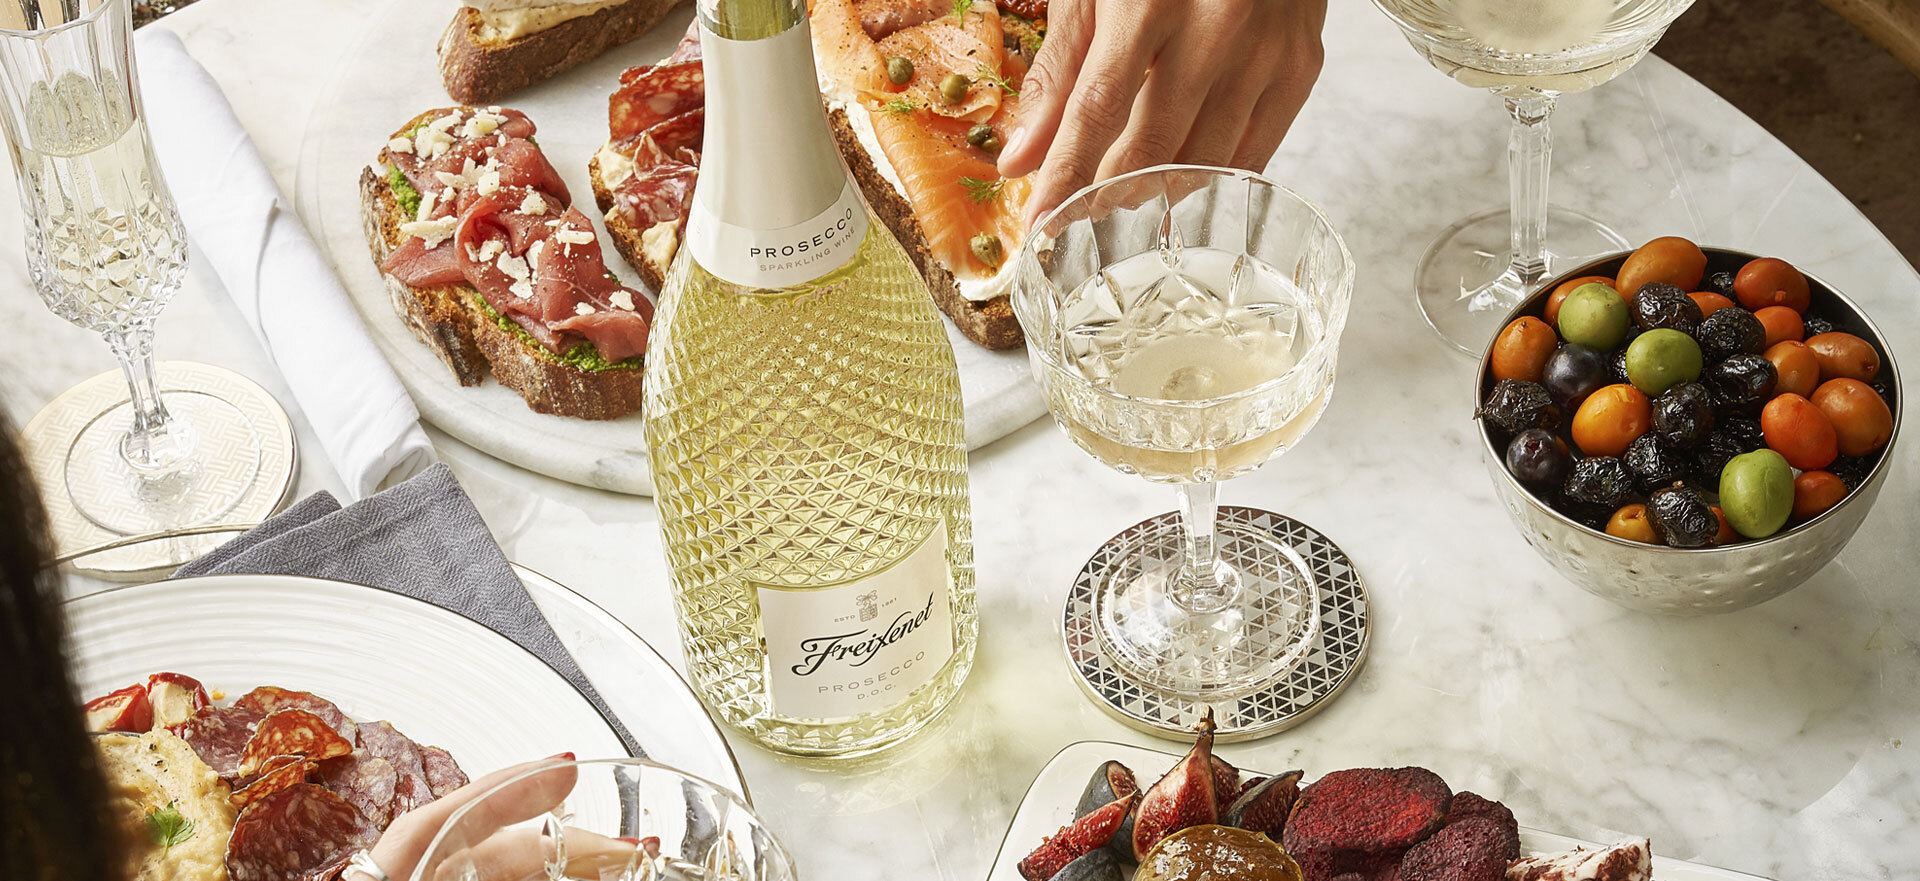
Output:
(104, 324), (193, 473)
(1505, 93), (1557, 288)
(1173, 481), (1236, 615)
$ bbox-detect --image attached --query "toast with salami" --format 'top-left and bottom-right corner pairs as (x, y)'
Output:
(587, 3), (1045, 351)
(362, 106), (655, 420)
(438, 0), (692, 104)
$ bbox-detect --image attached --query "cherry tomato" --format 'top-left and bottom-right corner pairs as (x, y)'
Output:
(1760, 393), (1839, 471)
(1544, 275), (1616, 326)
(1572, 383), (1652, 457)
(1791, 470), (1849, 521)
(1764, 341), (1821, 399)
(1490, 316), (1558, 383)
(1754, 306), (1804, 349)
(1709, 506), (1738, 546)
(1688, 291), (1735, 317)
(1606, 504), (1659, 544)
(1734, 257), (1811, 313)
(1811, 378), (1894, 456)
(1616, 237), (1707, 297)
(1805, 332), (1881, 383)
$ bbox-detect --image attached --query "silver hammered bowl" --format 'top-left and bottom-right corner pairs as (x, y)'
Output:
(1478, 248), (1902, 615)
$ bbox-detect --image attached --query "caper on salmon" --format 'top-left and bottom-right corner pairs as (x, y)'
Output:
(971, 232), (1004, 268)
(886, 56), (914, 85)
(939, 73), (970, 104)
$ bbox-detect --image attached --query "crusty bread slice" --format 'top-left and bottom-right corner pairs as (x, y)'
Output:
(587, 108), (1024, 350)
(361, 114), (645, 420)
(438, 0), (691, 105)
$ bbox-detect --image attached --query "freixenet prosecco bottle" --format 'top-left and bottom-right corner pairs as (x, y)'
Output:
(643, 0), (978, 756)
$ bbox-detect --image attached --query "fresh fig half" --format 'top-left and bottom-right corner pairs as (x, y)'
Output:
(1222, 769), (1303, 838)
(1052, 848), (1123, 881)
(1126, 711), (1220, 860)
(1019, 794), (1135, 881)
(1209, 755), (1242, 814)
(1074, 759), (1139, 818)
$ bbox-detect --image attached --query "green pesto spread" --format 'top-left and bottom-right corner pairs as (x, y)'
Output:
(388, 164), (422, 218)
(468, 287), (642, 373)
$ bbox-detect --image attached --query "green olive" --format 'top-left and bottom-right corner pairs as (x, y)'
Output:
(971, 232), (1003, 268)
(885, 56), (914, 86)
(1624, 328), (1703, 396)
(1719, 448), (1793, 538)
(939, 73), (970, 105)
(966, 124), (994, 147)
(1557, 283), (1630, 351)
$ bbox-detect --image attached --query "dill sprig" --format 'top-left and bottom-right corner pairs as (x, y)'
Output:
(975, 65), (1019, 97)
(880, 98), (916, 115)
(951, 0), (972, 21)
(959, 176), (1005, 204)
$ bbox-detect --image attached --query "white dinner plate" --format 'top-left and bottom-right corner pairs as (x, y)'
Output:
(990, 741), (1772, 881)
(292, 0), (1045, 496)
(65, 572), (743, 801)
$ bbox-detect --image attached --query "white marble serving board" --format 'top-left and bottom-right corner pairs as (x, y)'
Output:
(293, 0), (1044, 496)
(990, 741), (1772, 881)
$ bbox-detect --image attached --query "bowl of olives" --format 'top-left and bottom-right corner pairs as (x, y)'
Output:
(1475, 238), (1900, 615)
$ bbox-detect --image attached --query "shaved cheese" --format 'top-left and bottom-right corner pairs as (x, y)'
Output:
(528, 239), (546, 274)
(477, 238), (506, 263)
(387, 136), (414, 155)
(519, 191), (548, 215)
(555, 227), (595, 246)
(461, 110), (504, 139)
(400, 216), (457, 249)
(476, 170), (502, 195)
(609, 289), (635, 311)
(574, 302), (596, 316)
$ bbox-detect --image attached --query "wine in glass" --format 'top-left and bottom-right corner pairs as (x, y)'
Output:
(1371, 0), (1698, 355)
(1013, 166), (1353, 719)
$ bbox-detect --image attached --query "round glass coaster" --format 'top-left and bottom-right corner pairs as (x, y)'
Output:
(1063, 507), (1370, 743)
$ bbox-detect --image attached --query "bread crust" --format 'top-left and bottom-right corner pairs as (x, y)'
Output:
(438, 0), (692, 105)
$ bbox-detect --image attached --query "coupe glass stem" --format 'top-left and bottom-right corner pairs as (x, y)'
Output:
(1172, 481), (1237, 615)
(1503, 93), (1556, 290)
(103, 324), (193, 474)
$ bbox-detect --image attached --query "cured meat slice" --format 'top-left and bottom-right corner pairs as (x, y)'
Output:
(358, 721), (437, 817)
(383, 236), (467, 288)
(237, 709), (353, 776)
(173, 704), (266, 779)
(419, 745), (469, 798)
(854, 0), (948, 40)
(226, 783), (378, 881)
(231, 754), (316, 810)
(318, 749), (399, 829)
(615, 165), (697, 230)
(235, 687), (358, 744)
(666, 18), (702, 63)
(610, 60), (704, 141)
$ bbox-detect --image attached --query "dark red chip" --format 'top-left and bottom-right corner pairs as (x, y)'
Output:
(1399, 817), (1510, 881)
(237, 709), (353, 776)
(419, 745), (469, 798)
(173, 704), (266, 779)
(235, 686), (358, 743)
(318, 749), (400, 830)
(225, 783), (378, 881)
(231, 754), (316, 809)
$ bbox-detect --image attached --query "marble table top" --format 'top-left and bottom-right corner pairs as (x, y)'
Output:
(4, 1), (1917, 879)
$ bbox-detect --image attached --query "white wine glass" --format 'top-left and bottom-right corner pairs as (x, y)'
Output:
(1371, 0), (1697, 356)
(0, 0), (280, 539)
(1012, 166), (1353, 704)
(408, 759), (798, 881)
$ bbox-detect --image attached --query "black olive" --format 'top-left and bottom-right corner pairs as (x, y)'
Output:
(1691, 429), (1745, 485)
(1652, 382), (1715, 449)
(1542, 344), (1611, 409)
(1831, 455), (1875, 490)
(1647, 483), (1719, 548)
(1477, 379), (1560, 434)
(1722, 416), (1765, 452)
(1610, 348), (1631, 383)
(1632, 282), (1703, 335)
(1624, 434), (1689, 493)
(1704, 354), (1777, 413)
(1507, 429), (1574, 489)
(1564, 456), (1635, 509)
(1802, 314), (1837, 337)
(1695, 307), (1767, 362)
(1704, 271), (1736, 297)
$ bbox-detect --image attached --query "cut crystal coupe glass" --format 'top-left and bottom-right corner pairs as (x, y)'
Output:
(1013, 166), (1354, 704)
(1371, 0), (1698, 356)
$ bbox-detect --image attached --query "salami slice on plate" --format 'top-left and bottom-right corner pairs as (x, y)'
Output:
(231, 754), (316, 809)
(173, 704), (266, 779)
(357, 720), (436, 816)
(237, 709), (353, 776)
(235, 686), (359, 743)
(226, 783), (378, 881)
(611, 60), (704, 140)
(418, 745), (469, 798)
(319, 749), (400, 829)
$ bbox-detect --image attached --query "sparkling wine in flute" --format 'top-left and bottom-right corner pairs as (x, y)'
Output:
(644, 0), (976, 757)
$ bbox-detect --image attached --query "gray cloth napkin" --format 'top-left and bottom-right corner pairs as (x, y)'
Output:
(175, 464), (642, 757)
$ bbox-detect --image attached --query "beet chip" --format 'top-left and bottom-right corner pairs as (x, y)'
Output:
(1285, 767), (1452, 855)
(1400, 817), (1509, 881)
(1444, 792), (1519, 862)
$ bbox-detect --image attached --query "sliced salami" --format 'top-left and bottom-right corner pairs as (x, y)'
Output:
(235, 686), (359, 743)
(231, 754), (316, 810)
(226, 783), (378, 881)
(610, 60), (704, 140)
(172, 704), (266, 779)
(318, 749), (399, 830)
(237, 709), (353, 776)
(418, 745), (469, 798)
(357, 720), (436, 816)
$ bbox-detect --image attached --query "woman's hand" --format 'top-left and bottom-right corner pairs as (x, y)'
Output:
(997, 0), (1328, 225)
(350, 755), (580, 880)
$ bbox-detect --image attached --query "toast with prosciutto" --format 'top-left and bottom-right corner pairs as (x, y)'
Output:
(361, 106), (655, 420)
(586, 2), (1047, 351)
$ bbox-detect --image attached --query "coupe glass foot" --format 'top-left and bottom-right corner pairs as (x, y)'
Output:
(1414, 205), (1629, 357)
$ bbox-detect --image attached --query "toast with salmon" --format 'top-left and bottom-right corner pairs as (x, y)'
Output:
(587, 3), (1045, 351)
(438, 0), (692, 104)
(363, 107), (656, 420)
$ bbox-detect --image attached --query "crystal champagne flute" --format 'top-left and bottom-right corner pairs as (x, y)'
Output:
(1012, 166), (1353, 706)
(1371, 0), (1698, 355)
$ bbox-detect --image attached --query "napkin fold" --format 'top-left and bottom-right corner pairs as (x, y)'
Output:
(175, 464), (644, 758)
(135, 28), (434, 498)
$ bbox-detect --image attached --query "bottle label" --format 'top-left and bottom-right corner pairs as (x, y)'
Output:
(684, 180), (869, 289)
(756, 522), (954, 721)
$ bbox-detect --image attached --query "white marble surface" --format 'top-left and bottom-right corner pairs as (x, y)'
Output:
(4, 1), (1918, 879)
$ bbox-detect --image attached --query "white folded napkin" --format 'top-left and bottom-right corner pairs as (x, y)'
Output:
(134, 28), (435, 498)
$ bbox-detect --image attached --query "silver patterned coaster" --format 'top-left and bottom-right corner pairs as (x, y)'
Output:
(1062, 506), (1370, 743)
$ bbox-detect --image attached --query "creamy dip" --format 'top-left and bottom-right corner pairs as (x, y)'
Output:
(98, 730), (238, 881)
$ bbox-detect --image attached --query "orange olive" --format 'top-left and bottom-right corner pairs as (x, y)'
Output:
(1544, 275), (1616, 326)
(1490, 316), (1558, 382)
(1606, 504), (1660, 543)
(1812, 378), (1894, 456)
(1754, 306), (1804, 348)
(1709, 506), (1738, 546)
(1734, 257), (1811, 313)
(1761, 393), (1839, 471)
(1616, 236), (1707, 297)
(1791, 470), (1849, 521)
(1764, 340), (1821, 399)
(1572, 383), (1652, 457)
(1805, 332), (1880, 383)
(1688, 291), (1735, 317)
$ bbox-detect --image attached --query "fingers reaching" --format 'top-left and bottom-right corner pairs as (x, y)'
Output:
(370, 755), (579, 881)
